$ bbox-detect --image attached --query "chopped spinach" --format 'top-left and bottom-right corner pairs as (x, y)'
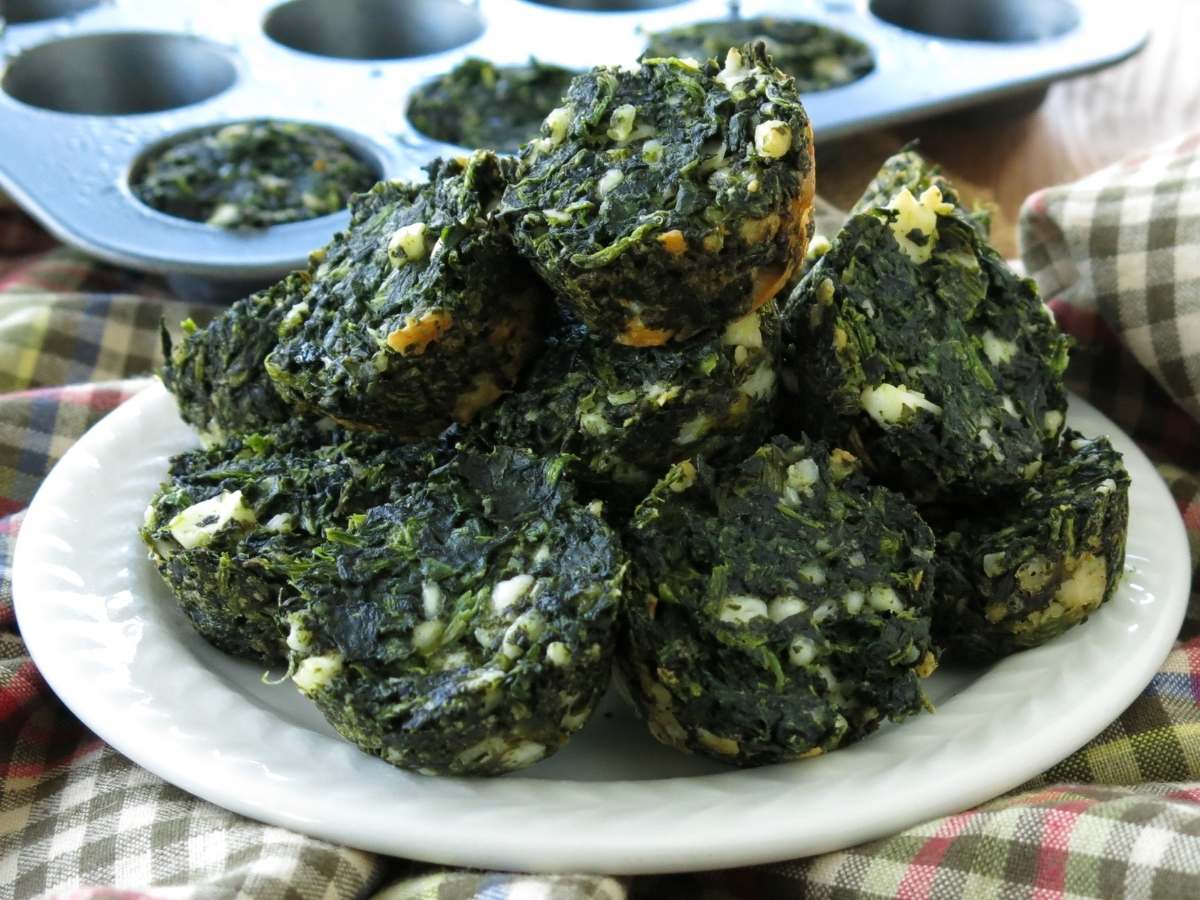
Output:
(781, 150), (1070, 500)
(265, 152), (549, 434)
(929, 430), (1129, 661)
(284, 447), (626, 775)
(501, 42), (815, 345)
(132, 120), (377, 229)
(644, 17), (875, 94)
(622, 435), (937, 766)
(472, 302), (783, 509)
(160, 272), (311, 443)
(141, 426), (445, 662)
(407, 57), (578, 153)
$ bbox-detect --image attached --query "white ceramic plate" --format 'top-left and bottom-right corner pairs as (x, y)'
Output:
(14, 381), (1189, 874)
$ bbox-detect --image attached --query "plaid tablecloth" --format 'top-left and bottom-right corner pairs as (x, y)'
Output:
(3, 133), (1200, 899)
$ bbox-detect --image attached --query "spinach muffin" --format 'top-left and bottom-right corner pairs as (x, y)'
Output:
(132, 120), (377, 229)
(265, 151), (548, 434)
(473, 303), (782, 508)
(930, 430), (1129, 661)
(782, 150), (1070, 501)
(141, 426), (444, 663)
(622, 435), (937, 767)
(501, 43), (815, 346)
(407, 57), (578, 152)
(285, 448), (626, 775)
(644, 17), (874, 94)
(161, 272), (310, 444)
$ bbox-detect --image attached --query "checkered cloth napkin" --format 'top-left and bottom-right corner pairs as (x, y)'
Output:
(3, 131), (1200, 900)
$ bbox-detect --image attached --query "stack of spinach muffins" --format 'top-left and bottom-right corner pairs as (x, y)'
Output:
(143, 42), (1129, 776)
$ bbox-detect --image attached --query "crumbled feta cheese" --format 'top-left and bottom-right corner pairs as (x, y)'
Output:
(168, 490), (256, 550)
(292, 652), (342, 694)
(721, 310), (763, 348)
(868, 585), (903, 613)
(285, 613), (312, 652)
(768, 595), (806, 623)
(718, 595), (769, 625)
(786, 458), (820, 493)
(981, 330), (1018, 366)
(546, 642), (572, 667)
(491, 574), (534, 613)
(606, 104), (637, 143)
(843, 590), (865, 615)
(715, 48), (749, 90)
(387, 222), (428, 266)
(799, 562), (826, 585)
(422, 581), (443, 619)
(788, 636), (817, 667)
(597, 168), (624, 196)
(754, 120), (792, 159)
(886, 185), (952, 264)
(860, 383), (942, 427)
(1055, 554), (1108, 611)
(542, 105), (571, 147)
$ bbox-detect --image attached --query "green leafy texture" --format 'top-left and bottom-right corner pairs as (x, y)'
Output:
(472, 302), (783, 510)
(265, 152), (549, 434)
(622, 435), (937, 767)
(644, 17), (874, 94)
(132, 120), (377, 229)
(930, 430), (1130, 662)
(140, 425), (445, 663)
(781, 150), (1070, 501)
(285, 447), (626, 776)
(501, 42), (815, 346)
(407, 57), (578, 153)
(160, 272), (311, 443)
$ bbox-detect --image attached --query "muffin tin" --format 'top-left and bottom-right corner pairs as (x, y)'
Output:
(0, 0), (1147, 297)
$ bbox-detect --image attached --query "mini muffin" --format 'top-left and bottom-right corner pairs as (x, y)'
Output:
(622, 435), (937, 767)
(473, 303), (782, 508)
(160, 272), (311, 444)
(133, 120), (376, 229)
(141, 426), (443, 662)
(266, 151), (548, 433)
(930, 430), (1130, 661)
(407, 57), (578, 153)
(502, 43), (815, 346)
(644, 17), (875, 94)
(285, 448), (626, 776)
(782, 150), (1070, 501)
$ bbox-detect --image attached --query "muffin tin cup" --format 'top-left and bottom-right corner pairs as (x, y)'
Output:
(0, 0), (1147, 299)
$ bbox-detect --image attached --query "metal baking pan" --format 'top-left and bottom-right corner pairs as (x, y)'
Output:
(0, 0), (1147, 298)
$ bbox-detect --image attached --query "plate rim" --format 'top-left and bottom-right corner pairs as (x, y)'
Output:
(12, 381), (1191, 874)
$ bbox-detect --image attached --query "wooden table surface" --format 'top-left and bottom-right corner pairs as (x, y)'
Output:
(814, 0), (1198, 259)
